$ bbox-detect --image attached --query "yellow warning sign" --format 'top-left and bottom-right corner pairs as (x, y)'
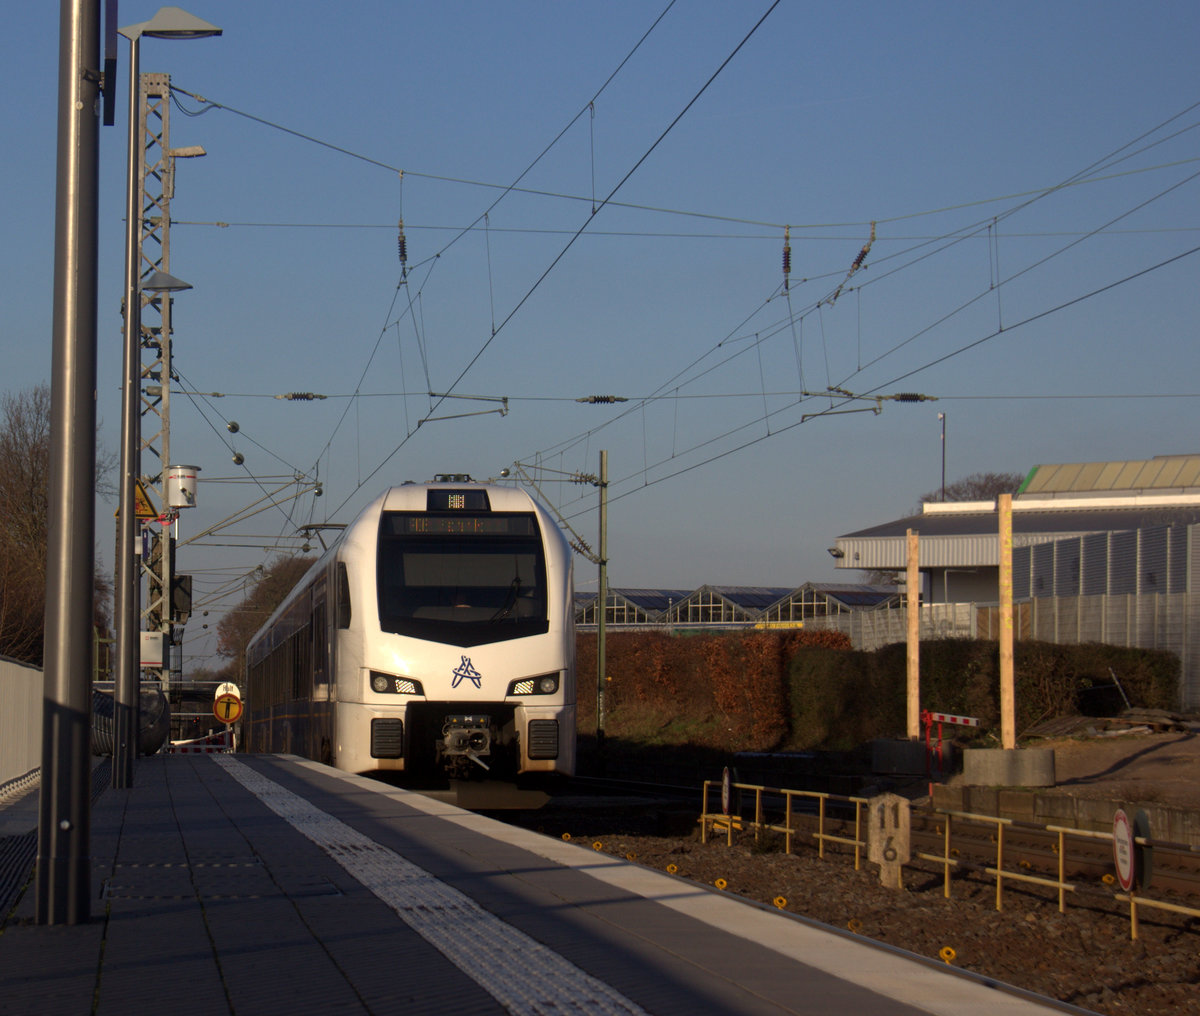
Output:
(213, 693), (244, 725)
(114, 482), (159, 520)
(134, 482), (158, 519)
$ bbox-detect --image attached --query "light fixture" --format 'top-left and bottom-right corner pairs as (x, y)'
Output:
(113, 6), (221, 793)
(142, 269), (193, 293)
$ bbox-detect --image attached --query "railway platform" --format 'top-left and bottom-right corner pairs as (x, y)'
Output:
(0, 754), (1087, 1015)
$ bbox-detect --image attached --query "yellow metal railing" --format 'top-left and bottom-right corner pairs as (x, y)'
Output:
(698, 779), (1200, 941)
(919, 809), (1200, 939)
(699, 779), (870, 869)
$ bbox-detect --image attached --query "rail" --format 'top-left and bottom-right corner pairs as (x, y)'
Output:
(699, 779), (870, 869)
(697, 777), (1200, 941)
(920, 809), (1200, 940)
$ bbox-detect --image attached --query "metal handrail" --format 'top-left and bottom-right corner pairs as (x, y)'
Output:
(699, 779), (870, 869)
(697, 778), (1200, 941)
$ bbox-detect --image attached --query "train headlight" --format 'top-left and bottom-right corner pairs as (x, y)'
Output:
(507, 674), (559, 696)
(370, 671), (424, 695)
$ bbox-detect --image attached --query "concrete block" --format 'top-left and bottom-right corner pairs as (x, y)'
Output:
(1034, 794), (1079, 829)
(965, 785), (1000, 816)
(962, 748), (1056, 788)
(930, 784), (964, 813)
(997, 789), (1036, 823)
(1074, 797), (1118, 834)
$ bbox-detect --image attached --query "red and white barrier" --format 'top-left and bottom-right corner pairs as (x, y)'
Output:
(922, 709), (980, 777)
(170, 729), (233, 754)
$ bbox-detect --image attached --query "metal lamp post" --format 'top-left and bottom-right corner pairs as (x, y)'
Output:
(38, 0), (102, 928)
(938, 412), (946, 503)
(114, 6), (220, 790)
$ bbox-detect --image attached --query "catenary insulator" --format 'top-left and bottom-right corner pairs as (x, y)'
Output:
(397, 218), (408, 265)
(782, 226), (792, 289)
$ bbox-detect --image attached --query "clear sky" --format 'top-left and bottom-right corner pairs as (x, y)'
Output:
(4, 2), (1198, 672)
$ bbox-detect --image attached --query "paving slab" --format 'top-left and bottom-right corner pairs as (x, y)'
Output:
(0, 754), (1081, 1016)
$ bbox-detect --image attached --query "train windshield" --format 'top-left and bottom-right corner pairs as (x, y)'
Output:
(376, 511), (550, 646)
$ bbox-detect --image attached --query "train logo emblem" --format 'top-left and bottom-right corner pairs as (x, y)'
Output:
(452, 655), (483, 689)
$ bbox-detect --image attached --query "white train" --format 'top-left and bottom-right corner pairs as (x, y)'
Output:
(244, 478), (576, 785)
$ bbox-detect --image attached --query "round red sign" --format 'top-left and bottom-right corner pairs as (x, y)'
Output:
(1112, 809), (1135, 891)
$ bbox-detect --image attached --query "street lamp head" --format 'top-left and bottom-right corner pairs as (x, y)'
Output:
(120, 7), (222, 42)
(143, 270), (192, 293)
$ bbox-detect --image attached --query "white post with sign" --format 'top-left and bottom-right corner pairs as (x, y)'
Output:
(868, 793), (911, 889)
(1113, 809), (1136, 891)
(213, 685), (243, 752)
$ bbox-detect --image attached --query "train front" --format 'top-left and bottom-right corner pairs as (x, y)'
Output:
(336, 479), (576, 786)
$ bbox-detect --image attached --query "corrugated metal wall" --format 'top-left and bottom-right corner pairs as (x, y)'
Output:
(0, 657), (41, 788)
(808, 592), (1198, 710)
(810, 523), (1200, 711)
(1016, 524), (1190, 600)
(1081, 533), (1109, 596)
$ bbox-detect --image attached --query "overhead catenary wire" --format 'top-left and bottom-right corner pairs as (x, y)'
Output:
(563, 243), (1200, 520)
(169, 80), (1200, 235)
(324, 0), (785, 518)
(519, 106), (1200, 481)
(159, 20), (1197, 634)
(165, 60), (1198, 535)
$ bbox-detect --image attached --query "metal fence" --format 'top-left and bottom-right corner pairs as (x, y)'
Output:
(0, 657), (41, 790)
(806, 592), (1199, 710)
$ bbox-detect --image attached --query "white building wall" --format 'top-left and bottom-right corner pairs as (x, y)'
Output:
(0, 657), (41, 788)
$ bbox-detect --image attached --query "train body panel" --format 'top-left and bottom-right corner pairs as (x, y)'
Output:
(245, 480), (576, 784)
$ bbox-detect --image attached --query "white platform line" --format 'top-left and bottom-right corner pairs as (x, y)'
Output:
(289, 760), (1071, 1016)
(214, 755), (646, 1016)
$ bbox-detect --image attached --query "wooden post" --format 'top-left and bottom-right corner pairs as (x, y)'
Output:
(906, 529), (920, 739)
(998, 494), (1015, 749)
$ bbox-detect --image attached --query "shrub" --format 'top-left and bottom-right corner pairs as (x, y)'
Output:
(576, 631), (1178, 753)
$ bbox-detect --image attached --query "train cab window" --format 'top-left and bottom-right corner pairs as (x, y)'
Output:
(377, 511), (550, 647)
(335, 561), (351, 629)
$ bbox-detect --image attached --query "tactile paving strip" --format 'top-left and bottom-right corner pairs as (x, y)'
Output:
(215, 755), (648, 1016)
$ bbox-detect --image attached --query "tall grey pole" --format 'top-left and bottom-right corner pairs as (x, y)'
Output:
(595, 450), (608, 762)
(114, 7), (221, 781)
(38, 0), (100, 925)
(939, 412), (946, 503)
(113, 31), (142, 790)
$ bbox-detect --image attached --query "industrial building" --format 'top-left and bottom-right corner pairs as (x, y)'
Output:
(827, 455), (1200, 709)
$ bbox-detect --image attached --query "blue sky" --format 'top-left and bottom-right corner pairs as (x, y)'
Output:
(4, 2), (1198, 671)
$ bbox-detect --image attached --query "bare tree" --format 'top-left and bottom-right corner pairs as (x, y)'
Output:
(0, 385), (113, 664)
(216, 555), (315, 677)
(858, 470), (1027, 586)
(919, 471), (1027, 505)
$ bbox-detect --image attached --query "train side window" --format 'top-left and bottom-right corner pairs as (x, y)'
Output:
(336, 561), (352, 629)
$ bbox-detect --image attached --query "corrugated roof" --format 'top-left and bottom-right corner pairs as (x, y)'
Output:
(819, 587), (899, 607)
(1022, 455), (1200, 495)
(840, 505), (1200, 541)
(611, 588), (692, 612)
(705, 585), (796, 609)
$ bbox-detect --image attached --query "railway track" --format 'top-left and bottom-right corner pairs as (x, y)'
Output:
(909, 810), (1200, 902)
(514, 772), (1200, 1014)
(548, 774), (1200, 904)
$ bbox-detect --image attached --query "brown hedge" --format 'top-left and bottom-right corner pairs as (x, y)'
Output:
(576, 628), (850, 751)
(575, 631), (1178, 753)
